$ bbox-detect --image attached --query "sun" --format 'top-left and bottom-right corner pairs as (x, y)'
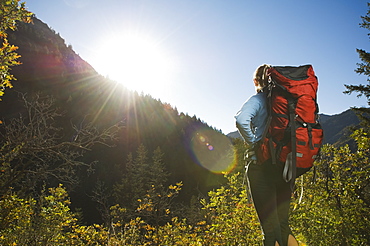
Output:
(91, 33), (174, 96)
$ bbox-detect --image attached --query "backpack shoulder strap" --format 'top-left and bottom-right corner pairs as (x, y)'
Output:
(259, 77), (277, 165)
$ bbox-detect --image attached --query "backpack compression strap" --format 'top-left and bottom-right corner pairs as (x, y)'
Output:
(283, 97), (297, 184)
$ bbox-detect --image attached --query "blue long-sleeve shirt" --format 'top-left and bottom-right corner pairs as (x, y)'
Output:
(235, 91), (268, 145)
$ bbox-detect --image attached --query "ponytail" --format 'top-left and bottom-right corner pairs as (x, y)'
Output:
(254, 64), (271, 92)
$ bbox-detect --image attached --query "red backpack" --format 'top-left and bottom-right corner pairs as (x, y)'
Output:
(257, 65), (323, 182)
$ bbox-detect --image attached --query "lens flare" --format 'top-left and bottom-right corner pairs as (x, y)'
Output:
(184, 124), (235, 174)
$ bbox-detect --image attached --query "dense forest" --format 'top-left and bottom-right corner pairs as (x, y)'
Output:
(0, 1), (370, 245)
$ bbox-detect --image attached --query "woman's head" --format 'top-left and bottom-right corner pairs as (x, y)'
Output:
(253, 64), (271, 92)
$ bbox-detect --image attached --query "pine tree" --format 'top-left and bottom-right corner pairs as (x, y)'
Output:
(148, 147), (170, 186)
(113, 145), (171, 222)
(344, 2), (370, 128)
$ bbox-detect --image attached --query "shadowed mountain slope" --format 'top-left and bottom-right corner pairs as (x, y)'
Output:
(2, 17), (234, 223)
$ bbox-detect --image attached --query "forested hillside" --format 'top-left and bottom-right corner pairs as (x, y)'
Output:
(1, 16), (234, 224)
(320, 109), (360, 148)
(0, 3), (369, 245)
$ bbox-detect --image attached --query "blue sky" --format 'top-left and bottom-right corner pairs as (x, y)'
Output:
(24, 0), (369, 134)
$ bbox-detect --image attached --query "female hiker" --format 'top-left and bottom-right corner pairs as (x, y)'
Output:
(235, 64), (299, 246)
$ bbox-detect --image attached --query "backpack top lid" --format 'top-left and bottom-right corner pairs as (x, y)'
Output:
(269, 64), (318, 97)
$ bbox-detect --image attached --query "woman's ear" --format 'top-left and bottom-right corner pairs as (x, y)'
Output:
(253, 79), (259, 87)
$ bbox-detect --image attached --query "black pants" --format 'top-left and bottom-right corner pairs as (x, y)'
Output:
(247, 159), (293, 246)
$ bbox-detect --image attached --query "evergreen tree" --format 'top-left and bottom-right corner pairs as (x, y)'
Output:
(113, 144), (171, 222)
(148, 147), (170, 187)
(131, 144), (150, 199)
(344, 2), (370, 128)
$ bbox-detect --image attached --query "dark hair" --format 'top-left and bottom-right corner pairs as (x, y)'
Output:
(254, 64), (270, 92)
